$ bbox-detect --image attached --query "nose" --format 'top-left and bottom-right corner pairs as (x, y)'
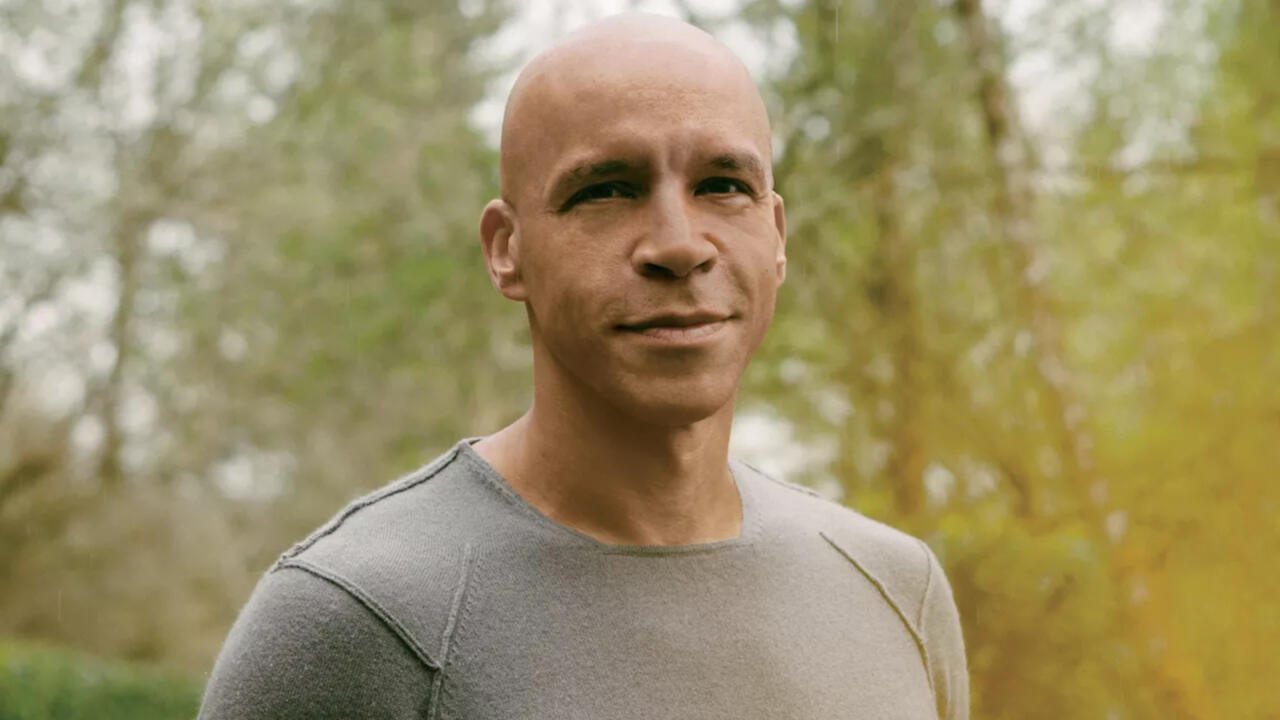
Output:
(630, 186), (717, 279)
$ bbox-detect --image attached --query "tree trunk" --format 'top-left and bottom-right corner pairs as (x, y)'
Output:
(868, 164), (927, 518)
(955, 1), (1220, 717)
(96, 207), (144, 487)
(855, 0), (929, 520)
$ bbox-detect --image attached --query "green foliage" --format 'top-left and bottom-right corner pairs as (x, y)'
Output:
(740, 0), (1279, 716)
(0, 640), (199, 720)
(1, 0), (1276, 717)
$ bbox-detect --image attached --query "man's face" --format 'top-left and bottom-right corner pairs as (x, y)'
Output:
(499, 43), (786, 426)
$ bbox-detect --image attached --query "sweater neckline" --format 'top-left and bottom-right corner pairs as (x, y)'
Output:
(455, 437), (761, 556)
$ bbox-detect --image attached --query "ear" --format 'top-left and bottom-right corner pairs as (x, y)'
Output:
(771, 191), (787, 287)
(479, 199), (527, 301)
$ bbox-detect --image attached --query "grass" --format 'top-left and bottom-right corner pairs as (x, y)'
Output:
(0, 639), (200, 720)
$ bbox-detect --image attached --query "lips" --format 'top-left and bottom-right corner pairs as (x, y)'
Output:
(615, 312), (732, 345)
(616, 311), (730, 332)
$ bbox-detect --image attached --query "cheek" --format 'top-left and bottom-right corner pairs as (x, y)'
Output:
(732, 238), (781, 338)
(538, 254), (608, 307)
(750, 276), (778, 337)
(526, 217), (625, 294)
(523, 237), (612, 341)
(730, 230), (781, 295)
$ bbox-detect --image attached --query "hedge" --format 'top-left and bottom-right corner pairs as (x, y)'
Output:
(0, 639), (200, 720)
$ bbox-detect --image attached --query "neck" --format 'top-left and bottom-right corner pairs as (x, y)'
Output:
(474, 359), (742, 547)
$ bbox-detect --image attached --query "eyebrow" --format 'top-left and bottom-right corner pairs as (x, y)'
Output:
(548, 159), (640, 207)
(707, 152), (765, 180)
(565, 159), (633, 183)
(546, 150), (770, 208)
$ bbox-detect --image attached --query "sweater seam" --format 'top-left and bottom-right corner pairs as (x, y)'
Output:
(739, 459), (822, 498)
(275, 446), (459, 564)
(916, 538), (941, 713)
(275, 558), (441, 672)
(441, 550), (482, 720)
(454, 448), (571, 532)
(439, 543), (475, 666)
(819, 530), (936, 701)
(427, 670), (446, 720)
(917, 538), (934, 632)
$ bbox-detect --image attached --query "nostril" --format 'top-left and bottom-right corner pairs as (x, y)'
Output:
(642, 263), (679, 279)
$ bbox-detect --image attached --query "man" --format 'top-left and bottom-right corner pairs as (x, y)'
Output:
(198, 13), (968, 720)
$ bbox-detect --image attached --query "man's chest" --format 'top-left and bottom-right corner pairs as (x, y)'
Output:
(435, 543), (939, 720)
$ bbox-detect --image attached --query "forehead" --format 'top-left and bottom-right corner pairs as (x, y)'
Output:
(503, 42), (771, 201)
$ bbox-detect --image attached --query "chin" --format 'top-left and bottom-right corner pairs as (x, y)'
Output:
(606, 374), (738, 428)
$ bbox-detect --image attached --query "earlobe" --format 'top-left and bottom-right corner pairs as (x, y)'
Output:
(479, 199), (527, 301)
(772, 191), (787, 286)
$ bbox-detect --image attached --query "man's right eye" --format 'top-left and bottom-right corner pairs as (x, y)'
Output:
(564, 182), (635, 208)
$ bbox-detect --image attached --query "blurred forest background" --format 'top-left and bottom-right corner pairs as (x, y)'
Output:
(1, 0), (1277, 717)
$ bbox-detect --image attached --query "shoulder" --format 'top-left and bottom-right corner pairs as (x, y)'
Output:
(737, 461), (968, 718)
(271, 442), (489, 670)
(198, 565), (434, 719)
(277, 441), (472, 566)
(736, 459), (934, 623)
(820, 505), (935, 625)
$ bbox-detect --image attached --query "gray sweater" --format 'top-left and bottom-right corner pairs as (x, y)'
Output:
(198, 438), (969, 719)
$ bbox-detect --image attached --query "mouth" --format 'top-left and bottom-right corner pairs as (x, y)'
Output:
(616, 312), (733, 343)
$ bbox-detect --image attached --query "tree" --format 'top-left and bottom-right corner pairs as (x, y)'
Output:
(0, 0), (519, 670)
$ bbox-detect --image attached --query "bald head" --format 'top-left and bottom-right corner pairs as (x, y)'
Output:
(498, 13), (774, 206)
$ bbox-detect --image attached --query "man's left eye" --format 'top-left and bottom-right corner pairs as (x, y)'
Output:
(697, 177), (753, 196)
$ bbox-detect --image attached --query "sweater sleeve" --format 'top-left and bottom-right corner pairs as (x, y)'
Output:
(197, 564), (437, 720)
(918, 541), (970, 720)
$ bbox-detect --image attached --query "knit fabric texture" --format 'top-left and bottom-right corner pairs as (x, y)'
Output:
(197, 438), (969, 719)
